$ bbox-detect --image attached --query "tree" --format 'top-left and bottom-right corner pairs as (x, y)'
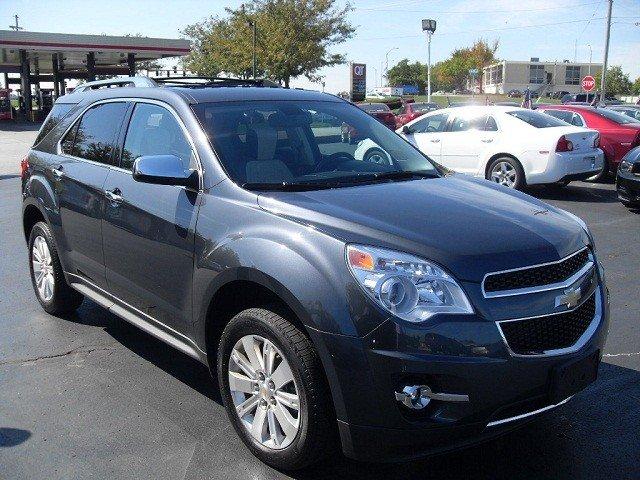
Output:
(632, 77), (640, 96)
(182, 0), (355, 87)
(435, 38), (499, 92)
(593, 66), (633, 96)
(386, 59), (427, 92)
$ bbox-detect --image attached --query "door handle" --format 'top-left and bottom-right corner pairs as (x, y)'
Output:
(430, 138), (441, 143)
(481, 138), (494, 143)
(51, 165), (64, 179)
(105, 188), (123, 203)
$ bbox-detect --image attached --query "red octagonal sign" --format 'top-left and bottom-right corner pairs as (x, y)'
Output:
(582, 75), (596, 92)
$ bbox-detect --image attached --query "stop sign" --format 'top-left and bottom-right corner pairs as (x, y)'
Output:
(582, 75), (596, 92)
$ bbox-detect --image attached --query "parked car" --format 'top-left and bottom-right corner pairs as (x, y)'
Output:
(357, 102), (397, 129)
(552, 90), (570, 99)
(607, 104), (640, 122)
(616, 146), (640, 208)
(493, 101), (520, 107)
(23, 76), (609, 470)
(561, 93), (623, 105)
(538, 105), (640, 180)
(395, 101), (440, 127)
(394, 106), (603, 189)
(507, 89), (522, 98)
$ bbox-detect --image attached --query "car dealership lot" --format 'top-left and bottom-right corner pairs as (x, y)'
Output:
(1, 126), (639, 479)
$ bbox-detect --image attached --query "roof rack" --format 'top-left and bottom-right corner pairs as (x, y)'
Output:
(154, 76), (281, 88)
(71, 76), (158, 93)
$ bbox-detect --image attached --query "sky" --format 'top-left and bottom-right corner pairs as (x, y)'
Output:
(2, 0), (639, 93)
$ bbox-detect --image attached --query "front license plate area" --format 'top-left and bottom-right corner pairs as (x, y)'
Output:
(550, 351), (599, 404)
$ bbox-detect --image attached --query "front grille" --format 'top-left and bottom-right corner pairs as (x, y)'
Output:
(498, 293), (596, 355)
(484, 249), (590, 293)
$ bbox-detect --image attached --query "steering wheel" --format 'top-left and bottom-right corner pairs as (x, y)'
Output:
(315, 152), (354, 172)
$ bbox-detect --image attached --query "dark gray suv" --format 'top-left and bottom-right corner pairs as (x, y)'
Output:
(22, 77), (609, 469)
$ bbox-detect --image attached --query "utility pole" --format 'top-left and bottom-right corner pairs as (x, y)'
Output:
(586, 44), (592, 76)
(384, 47), (398, 87)
(248, 20), (257, 79)
(422, 19), (437, 102)
(600, 0), (613, 101)
(9, 14), (24, 31)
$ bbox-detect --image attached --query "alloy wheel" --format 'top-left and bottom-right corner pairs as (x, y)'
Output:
(490, 161), (518, 188)
(228, 335), (300, 450)
(32, 236), (55, 302)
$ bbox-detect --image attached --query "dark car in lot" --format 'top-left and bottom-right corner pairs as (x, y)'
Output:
(561, 93), (623, 105)
(616, 146), (640, 208)
(507, 89), (522, 98)
(608, 104), (640, 122)
(22, 76), (609, 470)
(539, 105), (640, 180)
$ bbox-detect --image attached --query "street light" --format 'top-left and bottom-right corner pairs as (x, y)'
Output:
(385, 47), (398, 86)
(422, 19), (437, 102)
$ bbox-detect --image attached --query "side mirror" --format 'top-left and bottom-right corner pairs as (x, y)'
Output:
(132, 155), (199, 189)
(402, 125), (412, 135)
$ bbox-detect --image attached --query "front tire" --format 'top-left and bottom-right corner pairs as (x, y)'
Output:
(28, 221), (84, 315)
(487, 156), (526, 190)
(217, 308), (333, 470)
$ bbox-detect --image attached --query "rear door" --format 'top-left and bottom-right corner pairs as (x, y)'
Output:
(439, 114), (499, 175)
(102, 101), (201, 333)
(403, 112), (449, 162)
(52, 101), (129, 289)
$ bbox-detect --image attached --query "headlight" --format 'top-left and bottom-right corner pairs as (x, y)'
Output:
(618, 160), (632, 172)
(559, 208), (596, 250)
(346, 245), (473, 322)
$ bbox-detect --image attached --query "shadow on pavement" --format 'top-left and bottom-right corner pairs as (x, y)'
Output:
(0, 121), (42, 132)
(59, 301), (640, 480)
(0, 428), (31, 447)
(527, 183), (619, 204)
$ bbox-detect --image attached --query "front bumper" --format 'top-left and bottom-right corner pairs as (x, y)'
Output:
(616, 172), (640, 205)
(315, 268), (610, 462)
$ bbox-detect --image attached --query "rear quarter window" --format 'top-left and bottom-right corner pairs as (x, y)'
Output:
(33, 103), (75, 146)
(507, 110), (568, 128)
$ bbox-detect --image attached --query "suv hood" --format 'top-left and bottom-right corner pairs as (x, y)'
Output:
(257, 175), (588, 282)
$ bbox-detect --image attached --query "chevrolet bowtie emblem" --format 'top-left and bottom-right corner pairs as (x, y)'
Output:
(555, 287), (582, 309)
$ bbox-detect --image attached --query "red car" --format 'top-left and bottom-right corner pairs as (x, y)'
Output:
(357, 102), (396, 129)
(395, 101), (440, 127)
(0, 89), (13, 121)
(539, 105), (640, 180)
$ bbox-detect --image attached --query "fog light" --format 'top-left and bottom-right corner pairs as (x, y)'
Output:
(395, 385), (470, 410)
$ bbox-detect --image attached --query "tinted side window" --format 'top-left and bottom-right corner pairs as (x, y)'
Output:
(121, 103), (195, 171)
(61, 122), (79, 155)
(570, 113), (585, 127)
(411, 113), (448, 133)
(68, 102), (128, 164)
(450, 115), (491, 132)
(544, 110), (573, 123)
(34, 103), (74, 146)
(484, 116), (498, 131)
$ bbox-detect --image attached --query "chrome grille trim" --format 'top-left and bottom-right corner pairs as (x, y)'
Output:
(486, 396), (573, 428)
(481, 247), (592, 298)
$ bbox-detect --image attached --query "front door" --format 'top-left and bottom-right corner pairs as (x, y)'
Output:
(439, 114), (498, 175)
(52, 101), (129, 289)
(404, 112), (449, 163)
(102, 101), (201, 332)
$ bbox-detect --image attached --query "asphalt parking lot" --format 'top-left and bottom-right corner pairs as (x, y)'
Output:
(1, 124), (639, 480)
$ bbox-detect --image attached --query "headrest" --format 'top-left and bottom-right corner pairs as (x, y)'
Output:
(248, 124), (278, 161)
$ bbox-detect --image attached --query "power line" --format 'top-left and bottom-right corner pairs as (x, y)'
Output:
(355, 1), (602, 14)
(357, 17), (607, 41)
(577, 0), (605, 39)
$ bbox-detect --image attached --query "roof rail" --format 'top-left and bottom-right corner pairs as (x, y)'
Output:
(154, 76), (281, 88)
(72, 76), (158, 93)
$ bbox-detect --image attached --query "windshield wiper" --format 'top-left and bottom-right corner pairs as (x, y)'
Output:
(241, 182), (322, 191)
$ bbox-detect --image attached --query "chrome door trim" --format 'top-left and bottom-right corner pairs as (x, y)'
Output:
(481, 247), (591, 298)
(486, 395), (572, 428)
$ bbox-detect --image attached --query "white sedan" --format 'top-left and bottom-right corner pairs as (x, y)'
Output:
(356, 106), (604, 189)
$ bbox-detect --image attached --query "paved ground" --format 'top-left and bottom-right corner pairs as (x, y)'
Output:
(1, 125), (639, 479)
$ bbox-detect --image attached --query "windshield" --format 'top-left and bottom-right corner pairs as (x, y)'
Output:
(596, 108), (640, 124)
(359, 103), (390, 112)
(192, 99), (439, 190)
(507, 109), (567, 128)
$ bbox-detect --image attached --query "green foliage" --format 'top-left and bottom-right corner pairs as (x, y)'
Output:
(182, 0), (355, 87)
(593, 66), (633, 96)
(386, 59), (426, 91)
(435, 38), (499, 92)
(632, 77), (640, 96)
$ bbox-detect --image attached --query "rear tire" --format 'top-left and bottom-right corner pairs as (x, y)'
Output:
(28, 221), (84, 315)
(486, 156), (526, 190)
(217, 308), (333, 470)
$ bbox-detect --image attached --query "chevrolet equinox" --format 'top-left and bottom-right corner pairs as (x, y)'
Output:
(21, 77), (609, 470)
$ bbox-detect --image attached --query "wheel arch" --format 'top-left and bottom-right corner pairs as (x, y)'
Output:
(484, 152), (524, 179)
(22, 202), (47, 243)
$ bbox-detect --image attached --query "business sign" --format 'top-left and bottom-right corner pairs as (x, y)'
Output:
(350, 63), (366, 102)
(582, 75), (596, 92)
